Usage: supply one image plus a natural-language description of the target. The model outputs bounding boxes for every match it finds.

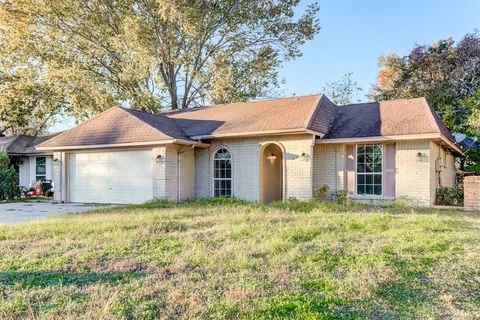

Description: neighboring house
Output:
[0,134,59,187]
[37,95,462,206]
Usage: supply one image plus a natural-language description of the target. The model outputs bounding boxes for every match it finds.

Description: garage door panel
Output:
[68,150,153,204]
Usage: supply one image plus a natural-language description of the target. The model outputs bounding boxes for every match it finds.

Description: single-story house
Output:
[37,94,462,206]
[0,133,59,187]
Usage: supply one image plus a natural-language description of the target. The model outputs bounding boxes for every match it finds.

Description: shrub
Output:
[334,190,349,205]
[0,150,19,200]
[436,186,463,206]
[313,185,329,202]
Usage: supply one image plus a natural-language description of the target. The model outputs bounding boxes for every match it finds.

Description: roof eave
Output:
[36,139,208,151]
[7,152,54,156]
[191,128,322,140]
[316,132,464,155]
[439,134,464,156]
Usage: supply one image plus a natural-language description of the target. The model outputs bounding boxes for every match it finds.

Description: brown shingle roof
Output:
[325,97,456,144]
[38,95,458,151]
[166,94,329,138]
[39,107,192,148]
[0,133,60,155]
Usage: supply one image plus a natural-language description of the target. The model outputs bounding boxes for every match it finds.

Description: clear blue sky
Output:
[51,0,480,132]
[278,0,480,101]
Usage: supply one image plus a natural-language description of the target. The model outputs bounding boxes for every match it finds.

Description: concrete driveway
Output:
[0,202,111,224]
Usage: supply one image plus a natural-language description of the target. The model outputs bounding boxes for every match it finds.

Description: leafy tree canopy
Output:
[0,0,320,134]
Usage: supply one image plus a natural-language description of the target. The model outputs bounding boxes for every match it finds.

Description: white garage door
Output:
[68,150,153,204]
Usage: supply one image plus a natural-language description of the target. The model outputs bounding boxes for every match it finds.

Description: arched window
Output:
[213,148,232,197]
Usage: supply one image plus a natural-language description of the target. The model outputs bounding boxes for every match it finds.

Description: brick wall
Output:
[195,134,315,201]
[396,140,432,206]
[154,145,196,202]
[464,176,480,211]
[312,144,345,199]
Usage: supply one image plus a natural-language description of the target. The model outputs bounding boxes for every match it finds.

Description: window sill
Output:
[352,196,395,201]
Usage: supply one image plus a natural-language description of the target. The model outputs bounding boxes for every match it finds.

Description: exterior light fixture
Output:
[53,158,59,163]
[155,155,164,163]
[301,152,310,161]
[266,153,277,160]
[416,152,423,161]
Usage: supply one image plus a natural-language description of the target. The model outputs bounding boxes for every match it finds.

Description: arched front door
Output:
[260,143,283,203]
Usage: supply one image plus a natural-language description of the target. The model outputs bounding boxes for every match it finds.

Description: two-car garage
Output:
[68,150,154,204]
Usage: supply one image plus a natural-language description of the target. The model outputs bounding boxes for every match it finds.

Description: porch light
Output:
[266,153,277,160]
[156,155,164,163]
[416,152,423,161]
[53,158,59,163]
[301,152,310,161]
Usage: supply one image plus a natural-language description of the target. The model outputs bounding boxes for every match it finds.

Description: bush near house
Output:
[436,186,464,206]
[0,150,19,200]
[0,200,479,319]
[313,185,330,202]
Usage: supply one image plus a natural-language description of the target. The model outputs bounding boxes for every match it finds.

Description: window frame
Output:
[35,156,47,182]
[212,147,233,197]
[355,144,383,197]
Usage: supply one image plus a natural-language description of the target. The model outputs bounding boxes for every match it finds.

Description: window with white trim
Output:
[213,148,232,197]
[356,144,382,196]
[35,157,47,181]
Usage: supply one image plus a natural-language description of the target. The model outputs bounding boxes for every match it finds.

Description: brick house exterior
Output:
[38,94,462,206]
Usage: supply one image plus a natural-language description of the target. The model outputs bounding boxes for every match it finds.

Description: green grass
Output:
[0,199,479,319]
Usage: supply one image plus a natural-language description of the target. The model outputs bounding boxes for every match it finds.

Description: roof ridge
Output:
[341,97,426,107]
[161,93,323,115]
[305,94,325,129]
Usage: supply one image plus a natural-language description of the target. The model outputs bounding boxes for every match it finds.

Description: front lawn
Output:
[0,200,479,319]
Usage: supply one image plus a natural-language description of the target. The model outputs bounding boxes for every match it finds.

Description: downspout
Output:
[436,145,442,187]
[176,151,180,203]
[334,146,338,194]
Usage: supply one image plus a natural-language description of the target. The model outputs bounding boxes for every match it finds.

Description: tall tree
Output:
[0,0,320,128]
[322,72,362,105]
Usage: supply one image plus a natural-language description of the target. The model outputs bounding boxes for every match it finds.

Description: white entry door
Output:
[68,150,153,204]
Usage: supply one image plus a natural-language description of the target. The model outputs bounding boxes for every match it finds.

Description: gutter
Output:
[36,139,209,151]
[190,128,324,140]
[316,132,464,155]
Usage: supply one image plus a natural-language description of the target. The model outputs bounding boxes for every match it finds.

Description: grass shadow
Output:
[0,270,142,288]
